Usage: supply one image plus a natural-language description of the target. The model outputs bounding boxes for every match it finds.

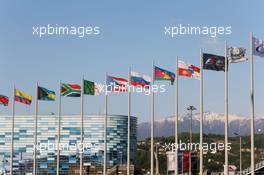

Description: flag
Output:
[178,60,200,80]
[0,95,9,106]
[38,86,56,101]
[61,83,81,97]
[154,66,175,84]
[15,89,32,105]
[107,76,128,92]
[253,36,264,57]
[83,80,103,95]
[183,151,190,173]
[130,71,151,88]
[203,53,225,71]
[178,60,191,78]
[228,47,247,63]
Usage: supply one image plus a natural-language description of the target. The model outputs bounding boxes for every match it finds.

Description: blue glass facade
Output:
[0,115,137,174]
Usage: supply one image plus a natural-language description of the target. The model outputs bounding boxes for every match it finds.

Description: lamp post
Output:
[187,106,196,175]
[234,132,242,175]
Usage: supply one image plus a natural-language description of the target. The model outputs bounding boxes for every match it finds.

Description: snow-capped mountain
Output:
[138,112,264,140]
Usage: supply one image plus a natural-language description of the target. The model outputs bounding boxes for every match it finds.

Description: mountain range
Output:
[138,112,264,140]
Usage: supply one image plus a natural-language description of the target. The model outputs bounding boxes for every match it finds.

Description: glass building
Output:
[0,114,137,174]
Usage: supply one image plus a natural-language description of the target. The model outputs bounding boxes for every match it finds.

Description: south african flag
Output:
[61,83,81,97]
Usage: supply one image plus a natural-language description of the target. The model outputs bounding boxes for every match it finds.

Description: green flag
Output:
[84,80,103,95]
[84,80,95,95]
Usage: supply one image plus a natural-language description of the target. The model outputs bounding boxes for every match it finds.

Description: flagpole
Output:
[151,61,154,175]
[127,67,131,175]
[224,40,229,175]
[199,49,204,175]
[103,72,108,175]
[175,56,179,175]
[250,32,255,175]
[80,76,84,175]
[10,86,15,175]
[56,81,61,175]
[33,82,38,175]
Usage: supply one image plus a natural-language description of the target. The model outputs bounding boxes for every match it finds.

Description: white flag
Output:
[253,36,264,57]
[94,83,104,95]
[228,47,247,63]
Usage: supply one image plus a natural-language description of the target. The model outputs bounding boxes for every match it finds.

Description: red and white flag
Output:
[107,75,128,92]
[178,60,200,80]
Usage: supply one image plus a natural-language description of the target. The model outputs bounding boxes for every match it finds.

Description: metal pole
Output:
[175,57,179,175]
[187,106,197,175]
[190,109,192,146]
[199,49,204,175]
[151,62,155,175]
[33,82,38,175]
[10,86,15,175]
[234,132,242,175]
[103,73,108,175]
[80,77,84,175]
[56,81,61,175]
[240,136,242,175]
[250,32,255,175]
[155,143,159,175]
[127,67,131,175]
[189,109,193,175]
[224,40,229,175]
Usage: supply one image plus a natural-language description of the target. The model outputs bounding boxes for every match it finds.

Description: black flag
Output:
[203,53,225,71]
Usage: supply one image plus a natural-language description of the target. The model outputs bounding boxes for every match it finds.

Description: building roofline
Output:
[0,114,137,119]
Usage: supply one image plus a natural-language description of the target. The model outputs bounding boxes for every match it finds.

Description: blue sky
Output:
[0,0,264,122]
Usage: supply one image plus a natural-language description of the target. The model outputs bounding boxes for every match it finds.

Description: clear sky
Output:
[0,0,264,122]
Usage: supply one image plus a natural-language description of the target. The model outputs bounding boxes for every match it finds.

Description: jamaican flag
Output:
[38,86,56,101]
[61,83,81,97]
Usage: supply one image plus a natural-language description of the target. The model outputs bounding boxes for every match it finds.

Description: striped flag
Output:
[61,83,81,97]
[154,66,175,85]
[130,71,151,88]
[38,86,56,101]
[15,89,32,105]
[107,76,128,92]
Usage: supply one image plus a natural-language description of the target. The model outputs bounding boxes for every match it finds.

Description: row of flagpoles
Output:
[0,32,263,175]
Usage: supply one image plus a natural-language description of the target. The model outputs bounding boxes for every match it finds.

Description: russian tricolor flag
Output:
[130,71,151,88]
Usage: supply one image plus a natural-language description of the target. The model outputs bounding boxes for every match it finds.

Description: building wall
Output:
[0,114,137,174]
